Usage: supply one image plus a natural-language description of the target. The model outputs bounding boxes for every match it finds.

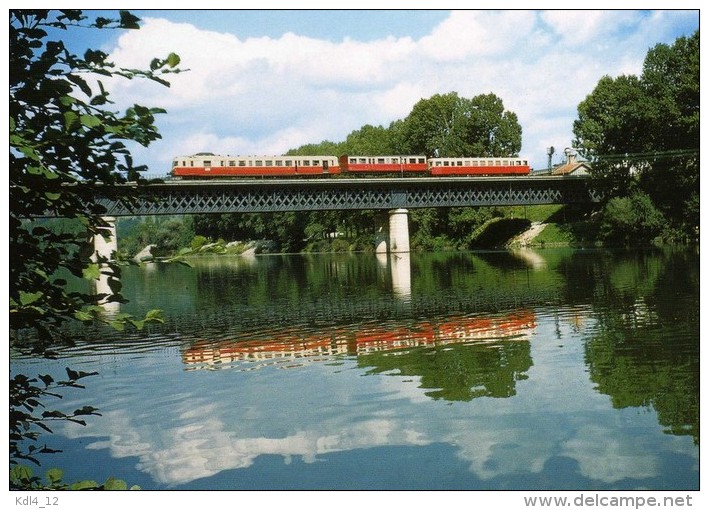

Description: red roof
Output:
[551,162,591,176]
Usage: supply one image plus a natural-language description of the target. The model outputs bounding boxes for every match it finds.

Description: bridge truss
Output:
[97,176,601,216]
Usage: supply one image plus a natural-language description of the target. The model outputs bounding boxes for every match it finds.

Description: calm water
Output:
[12,248,699,490]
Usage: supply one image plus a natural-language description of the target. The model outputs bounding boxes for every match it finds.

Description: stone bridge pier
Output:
[375,208,410,254]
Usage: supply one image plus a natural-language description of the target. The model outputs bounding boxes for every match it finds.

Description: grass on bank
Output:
[476,204,601,248]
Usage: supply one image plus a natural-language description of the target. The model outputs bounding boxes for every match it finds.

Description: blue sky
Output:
[54,8,699,173]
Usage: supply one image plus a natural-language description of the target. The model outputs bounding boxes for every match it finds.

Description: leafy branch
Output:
[9,9,182,484]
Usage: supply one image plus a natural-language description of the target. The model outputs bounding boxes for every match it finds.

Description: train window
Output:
[303,160,310,166]
[255,160,263,167]
[377,158,385,164]
[229,160,235,166]
[496,160,502,166]
[358,158,366,164]
[456,161,463,166]
[312,160,320,166]
[392,158,399,164]
[265,160,272,166]
[275,160,283,166]
[203,160,211,167]
[349,157,356,164]
[238,160,246,166]
[285,160,292,166]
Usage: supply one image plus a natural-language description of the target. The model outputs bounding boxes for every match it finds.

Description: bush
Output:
[600,192,665,245]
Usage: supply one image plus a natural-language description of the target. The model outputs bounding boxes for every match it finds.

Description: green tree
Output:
[401,91,522,157]
[573,30,699,239]
[402,92,460,156]
[573,74,653,196]
[10,9,180,481]
[451,93,522,157]
[637,31,699,234]
[342,124,397,155]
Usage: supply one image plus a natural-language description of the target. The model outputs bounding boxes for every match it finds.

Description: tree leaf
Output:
[71,480,99,490]
[19,291,43,305]
[82,263,101,280]
[80,114,102,128]
[63,111,80,132]
[119,11,141,30]
[166,52,180,68]
[67,74,92,97]
[74,310,93,322]
[103,477,128,490]
[46,467,64,485]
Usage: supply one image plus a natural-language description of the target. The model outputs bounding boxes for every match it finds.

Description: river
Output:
[11,247,699,491]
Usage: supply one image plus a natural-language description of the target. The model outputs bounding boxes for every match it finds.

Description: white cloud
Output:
[561,423,659,483]
[419,11,537,60]
[540,11,639,47]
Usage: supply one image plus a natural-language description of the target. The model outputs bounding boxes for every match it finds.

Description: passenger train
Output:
[171,153,531,179]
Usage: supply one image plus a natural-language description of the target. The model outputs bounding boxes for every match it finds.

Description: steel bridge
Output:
[96,175,600,216]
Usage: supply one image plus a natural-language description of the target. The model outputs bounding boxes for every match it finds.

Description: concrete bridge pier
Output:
[374,208,411,254]
[90,216,120,314]
[388,208,410,253]
[92,216,118,262]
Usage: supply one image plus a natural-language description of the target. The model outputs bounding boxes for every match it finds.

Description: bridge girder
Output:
[95,176,600,216]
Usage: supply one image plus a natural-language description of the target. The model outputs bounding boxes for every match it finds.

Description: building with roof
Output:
[550,148,592,176]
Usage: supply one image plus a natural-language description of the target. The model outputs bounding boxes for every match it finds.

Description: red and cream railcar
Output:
[172,153,341,179]
[428,157,530,176]
[338,154,428,175]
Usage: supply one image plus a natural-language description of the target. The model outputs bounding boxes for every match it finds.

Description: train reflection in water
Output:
[182,310,536,370]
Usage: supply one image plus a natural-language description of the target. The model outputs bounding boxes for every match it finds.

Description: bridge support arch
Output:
[374,208,410,254]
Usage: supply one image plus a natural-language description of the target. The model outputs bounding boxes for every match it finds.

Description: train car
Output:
[172,153,341,179]
[339,154,428,175]
[428,157,530,176]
